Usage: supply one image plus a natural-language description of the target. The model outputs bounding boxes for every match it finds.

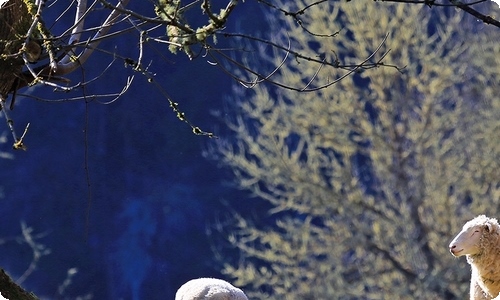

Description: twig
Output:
[449,0,500,27]
[0,96,29,150]
[54,0,132,76]
[372,0,500,28]
[15,222,50,285]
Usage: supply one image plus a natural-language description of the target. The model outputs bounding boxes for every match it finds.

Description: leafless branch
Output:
[372,0,500,27]
[0,96,29,150]
[54,0,131,76]
[15,222,51,285]
[208,32,394,92]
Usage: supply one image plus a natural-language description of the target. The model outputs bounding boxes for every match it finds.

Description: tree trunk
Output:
[0,0,32,97]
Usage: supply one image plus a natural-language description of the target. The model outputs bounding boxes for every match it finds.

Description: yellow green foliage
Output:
[213,1,500,299]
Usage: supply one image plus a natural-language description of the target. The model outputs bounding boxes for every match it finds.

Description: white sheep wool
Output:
[175,278,248,300]
[0,292,7,300]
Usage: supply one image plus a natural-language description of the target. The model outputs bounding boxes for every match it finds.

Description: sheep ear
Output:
[485,223,492,233]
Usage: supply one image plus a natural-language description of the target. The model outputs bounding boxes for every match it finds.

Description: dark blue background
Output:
[0,1,266,299]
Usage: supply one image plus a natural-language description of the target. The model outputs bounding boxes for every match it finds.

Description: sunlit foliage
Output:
[211,1,500,299]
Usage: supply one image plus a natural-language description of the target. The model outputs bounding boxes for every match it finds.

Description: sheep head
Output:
[449,215,497,257]
[175,278,248,300]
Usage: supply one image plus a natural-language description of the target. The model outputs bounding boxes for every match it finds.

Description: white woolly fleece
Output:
[450,215,500,299]
[175,278,248,300]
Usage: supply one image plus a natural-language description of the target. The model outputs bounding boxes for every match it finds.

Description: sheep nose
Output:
[449,244,460,255]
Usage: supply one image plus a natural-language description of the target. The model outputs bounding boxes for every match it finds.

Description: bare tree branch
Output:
[372,0,500,27]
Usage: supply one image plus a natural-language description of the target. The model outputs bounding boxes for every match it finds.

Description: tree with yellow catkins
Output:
[210,1,500,299]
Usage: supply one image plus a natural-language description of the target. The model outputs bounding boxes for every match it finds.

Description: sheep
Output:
[449,215,500,300]
[175,278,248,300]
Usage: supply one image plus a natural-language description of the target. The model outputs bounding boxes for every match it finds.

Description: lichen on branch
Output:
[154,0,238,59]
